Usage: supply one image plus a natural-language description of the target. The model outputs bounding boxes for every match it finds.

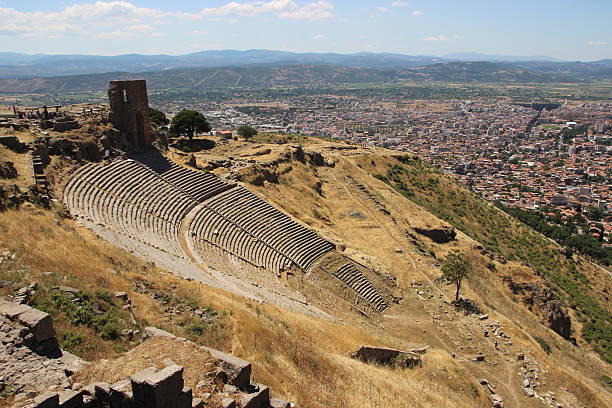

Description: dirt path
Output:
[330,161,537,407]
[329,165,447,300]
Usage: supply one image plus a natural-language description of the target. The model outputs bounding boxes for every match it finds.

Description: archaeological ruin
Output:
[108,80,152,149]
[1,300,291,408]
[60,80,393,316]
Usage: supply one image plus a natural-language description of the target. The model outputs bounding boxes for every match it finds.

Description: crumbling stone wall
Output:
[3,301,293,408]
[108,80,152,149]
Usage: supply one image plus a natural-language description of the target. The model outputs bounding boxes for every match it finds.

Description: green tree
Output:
[149,107,169,127]
[237,125,258,141]
[439,250,472,301]
[170,109,211,140]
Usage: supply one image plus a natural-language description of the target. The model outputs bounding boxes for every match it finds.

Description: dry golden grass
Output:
[1,138,611,407]
[228,150,611,407]
[75,337,221,402]
[0,206,489,408]
[0,144,33,189]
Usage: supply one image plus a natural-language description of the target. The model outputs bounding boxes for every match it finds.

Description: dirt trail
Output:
[329,161,538,407]
[329,164,444,299]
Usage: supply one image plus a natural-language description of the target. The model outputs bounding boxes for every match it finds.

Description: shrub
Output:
[534,336,552,354]
[187,322,207,337]
[60,331,83,349]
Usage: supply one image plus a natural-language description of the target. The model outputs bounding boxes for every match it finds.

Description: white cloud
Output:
[377,7,389,12]
[411,10,423,15]
[422,34,464,41]
[0,1,334,39]
[313,33,325,40]
[189,30,209,36]
[279,1,334,20]
[201,0,333,20]
[0,2,191,37]
[587,41,608,46]
[391,1,408,7]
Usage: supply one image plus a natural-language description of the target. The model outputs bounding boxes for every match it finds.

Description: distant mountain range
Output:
[0,49,610,79]
[1,60,611,94]
[443,52,566,62]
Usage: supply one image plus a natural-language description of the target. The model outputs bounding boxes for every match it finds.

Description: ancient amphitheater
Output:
[63,150,389,315]
[61,81,391,316]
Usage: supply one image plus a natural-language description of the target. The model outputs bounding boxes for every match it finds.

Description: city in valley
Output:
[1,2,611,408]
[147,91,611,249]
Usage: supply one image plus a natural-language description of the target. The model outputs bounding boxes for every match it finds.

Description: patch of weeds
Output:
[185,298,199,310]
[34,289,123,341]
[60,331,83,349]
[534,336,552,354]
[263,352,277,367]
[95,290,116,306]
[187,322,208,337]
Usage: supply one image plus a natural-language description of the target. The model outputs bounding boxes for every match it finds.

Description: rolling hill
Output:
[0,61,592,94]
[1,49,610,80]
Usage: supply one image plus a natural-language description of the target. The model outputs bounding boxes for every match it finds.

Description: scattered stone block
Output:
[93,382,111,404]
[192,398,204,408]
[59,351,88,375]
[58,390,83,408]
[223,384,238,394]
[475,354,485,362]
[57,286,79,298]
[517,353,525,361]
[109,379,132,407]
[0,299,31,319]
[203,347,251,389]
[491,393,504,408]
[31,391,59,408]
[16,308,56,342]
[523,387,535,397]
[479,314,489,320]
[240,384,270,408]
[114,292,129,302]
[221,398,236,408]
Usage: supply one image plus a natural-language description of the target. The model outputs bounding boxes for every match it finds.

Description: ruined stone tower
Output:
[108,80,151,148]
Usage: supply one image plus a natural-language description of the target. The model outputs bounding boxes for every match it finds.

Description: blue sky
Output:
[0,1,610,60]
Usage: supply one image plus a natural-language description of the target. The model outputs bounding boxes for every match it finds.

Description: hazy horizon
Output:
[0,1,610,60]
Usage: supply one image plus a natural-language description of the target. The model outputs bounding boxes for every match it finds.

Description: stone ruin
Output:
[108,80,152,149]
[1,300,292,408]
[350,345,424,368]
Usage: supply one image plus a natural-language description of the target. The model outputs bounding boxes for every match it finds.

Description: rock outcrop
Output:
[503,277,572,340]
[351,345,422,368]
[414,226,456,243]
[0,160,18,179]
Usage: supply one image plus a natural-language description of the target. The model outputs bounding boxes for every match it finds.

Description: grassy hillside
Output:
[354,153,611,363]
[2,130,611,407]
[0,206,489,408]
